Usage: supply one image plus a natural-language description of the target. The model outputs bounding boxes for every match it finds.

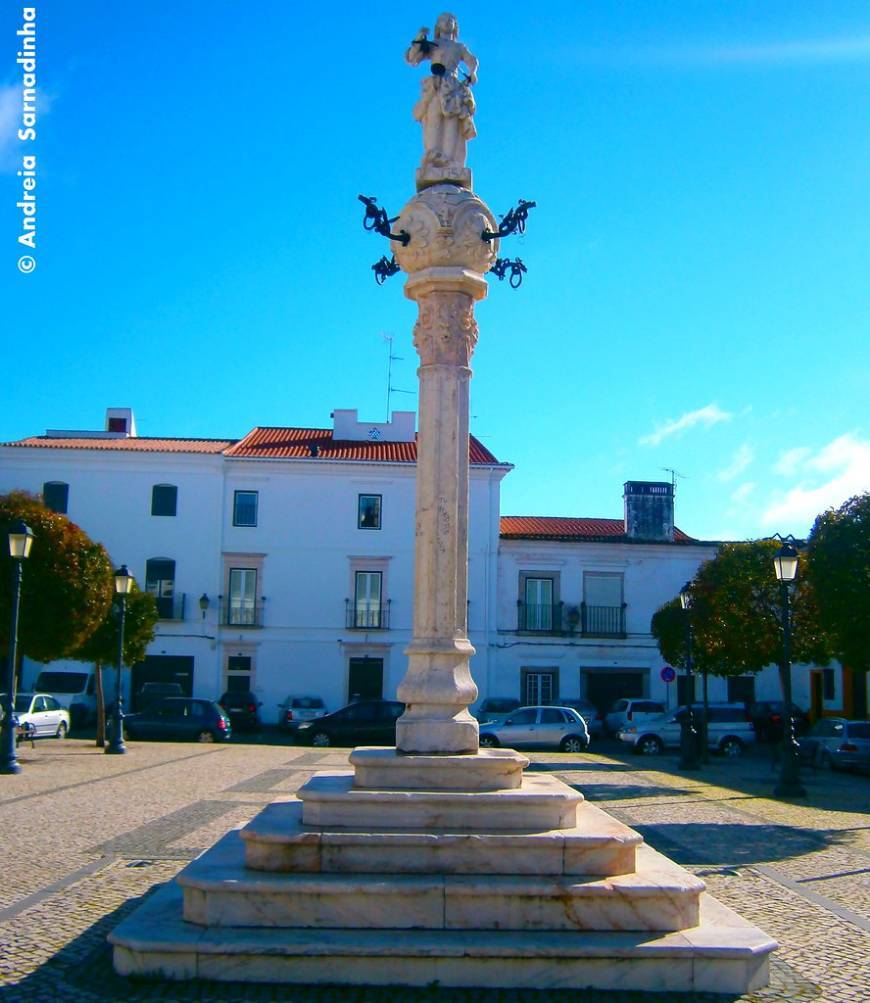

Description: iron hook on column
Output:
[358,195,411,245]
[491,257,528,289]
[481,198,536,242]
[372,254,401,285]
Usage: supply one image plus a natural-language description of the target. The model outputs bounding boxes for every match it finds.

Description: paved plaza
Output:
[0,735,867,1002]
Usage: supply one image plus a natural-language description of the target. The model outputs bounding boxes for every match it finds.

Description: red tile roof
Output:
[225,427,504,465]
[500,515,696,544]
[5,436,234,454]
[4,428,505,465]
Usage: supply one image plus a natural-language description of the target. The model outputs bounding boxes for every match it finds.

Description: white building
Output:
[1,407,846,722]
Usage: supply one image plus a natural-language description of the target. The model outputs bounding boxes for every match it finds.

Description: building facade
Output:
[1,408,848,722]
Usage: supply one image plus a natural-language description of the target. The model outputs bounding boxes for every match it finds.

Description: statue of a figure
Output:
[406,13,478,182]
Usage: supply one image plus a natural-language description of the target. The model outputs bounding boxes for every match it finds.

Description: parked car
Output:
[123,698,231,743]
[137,681,184,711]
[559,698,605,738]
[278,695,328,732]
[0,692,71,739]
[294,699,405,747]
[473,697,521,724]
[219,691,262,731]
[798,718,870,772]
[479,706,590,752]
[618,703,756,757]
[604,698,666,737]
[749,700,810,742]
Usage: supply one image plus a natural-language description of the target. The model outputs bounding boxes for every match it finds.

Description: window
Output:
[521,576,555,631]
[228,569,258,626]
[151,484,177,517]
[358,494,382,530]
[540,708,564,725]
[233,491,258,527]
[727,676,756,704]
[823,668,835,701]
[507,708,537,726]
[522,667,559,705]
[677,674,696,705]
[354,571,383,628]
[225,655,252,692]
[582,573,625,636]
[145,558,177,619]
[43,481,68,514]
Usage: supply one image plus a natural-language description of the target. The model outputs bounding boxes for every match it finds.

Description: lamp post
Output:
[1,521,34,775]
[199,593,210,619]
[106,565,134,756]
[772,538,806,798]
[678,582,700,770]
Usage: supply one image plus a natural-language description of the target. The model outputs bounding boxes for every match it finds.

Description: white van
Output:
[33,668,99,727]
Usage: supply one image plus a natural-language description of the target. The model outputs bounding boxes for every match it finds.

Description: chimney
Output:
[105,407,136,437]
[624,481,674,542]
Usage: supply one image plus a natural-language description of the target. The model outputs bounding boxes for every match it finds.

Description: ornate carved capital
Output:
[413,290,479,367]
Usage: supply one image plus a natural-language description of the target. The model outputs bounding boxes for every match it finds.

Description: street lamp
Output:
[199,593,210,619]
[772,538,806,798]
[678,582,700,770]
[106,565,134,755]
[2,520,34,775]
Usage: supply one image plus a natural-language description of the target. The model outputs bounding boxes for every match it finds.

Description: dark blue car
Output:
[123,698,232,744]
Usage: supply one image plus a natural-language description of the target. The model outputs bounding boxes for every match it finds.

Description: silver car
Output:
[799,718,870,772]
[479,705,590,752]
[278,695,328,732]
[618,703,755,757]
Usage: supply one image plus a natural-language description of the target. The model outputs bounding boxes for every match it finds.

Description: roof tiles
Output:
[500,515,695,543]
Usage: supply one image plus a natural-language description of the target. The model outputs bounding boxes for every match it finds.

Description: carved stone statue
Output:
[406,13,478,188]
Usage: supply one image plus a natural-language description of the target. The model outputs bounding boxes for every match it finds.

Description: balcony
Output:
[517,601,563,634]
[154,593,186,621]
[345,600,391,630]
[221,601,264,628]
[581,602,626,638]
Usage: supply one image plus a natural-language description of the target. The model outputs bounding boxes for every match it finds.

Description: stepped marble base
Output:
[110,881,775,993]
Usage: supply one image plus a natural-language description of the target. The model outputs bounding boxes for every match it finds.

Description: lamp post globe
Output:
[2,521,34,775]
[772,539,806,798]
[678,582,700,771]
[106,565,134,755]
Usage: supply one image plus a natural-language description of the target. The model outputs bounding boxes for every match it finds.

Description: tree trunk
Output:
[95,663,106,748]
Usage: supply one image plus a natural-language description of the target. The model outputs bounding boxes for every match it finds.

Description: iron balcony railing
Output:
[517,601,563,634]
[154,592,186,621]
[345,600,391,630]
[221,601,264,628]
[581,602,627,638]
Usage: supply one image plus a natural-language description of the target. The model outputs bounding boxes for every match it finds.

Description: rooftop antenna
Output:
[660,467,687,492]
[383,332,414,421]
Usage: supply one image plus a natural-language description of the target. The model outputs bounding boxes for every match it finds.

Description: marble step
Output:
[242,798,641,876]
[348,746,529,791]
[111,879,776,994]
[178,831,703,932]
[298,770,581,830]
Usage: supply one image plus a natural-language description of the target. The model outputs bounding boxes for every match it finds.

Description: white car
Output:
[618,703,756,757]
[479,706,590,752]
[604,698,666,736]
[3,692,71,739]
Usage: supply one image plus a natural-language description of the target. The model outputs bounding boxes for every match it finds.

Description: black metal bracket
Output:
[372,254,401,285]
[492,257,528,289]
[358,195,410,246]
[482,199,536,242]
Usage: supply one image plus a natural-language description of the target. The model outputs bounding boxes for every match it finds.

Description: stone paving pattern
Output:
[0,736,867,1002]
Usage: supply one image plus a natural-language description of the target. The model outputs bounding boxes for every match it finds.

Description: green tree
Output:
[0,492,113,673]
[807,493,870,716]
[73,584,159,746]
[651,540,831,697]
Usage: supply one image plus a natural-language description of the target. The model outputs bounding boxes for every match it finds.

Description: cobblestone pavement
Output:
[0,736,867,1002]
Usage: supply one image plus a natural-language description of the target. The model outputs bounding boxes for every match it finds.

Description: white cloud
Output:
[762,433,870,529]
[717,443,754,482]
[0,84,19,163]
[730,482,756,504]
[774,446,811,476]
[639,404,733,447]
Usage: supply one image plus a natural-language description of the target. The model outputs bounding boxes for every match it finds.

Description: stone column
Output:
[391,185,499,754]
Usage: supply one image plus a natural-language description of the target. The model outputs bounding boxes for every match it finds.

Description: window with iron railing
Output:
[580,602,626,637]
[517,601,563,633]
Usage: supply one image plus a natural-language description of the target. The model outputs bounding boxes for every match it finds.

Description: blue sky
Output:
[1,1,867,541]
